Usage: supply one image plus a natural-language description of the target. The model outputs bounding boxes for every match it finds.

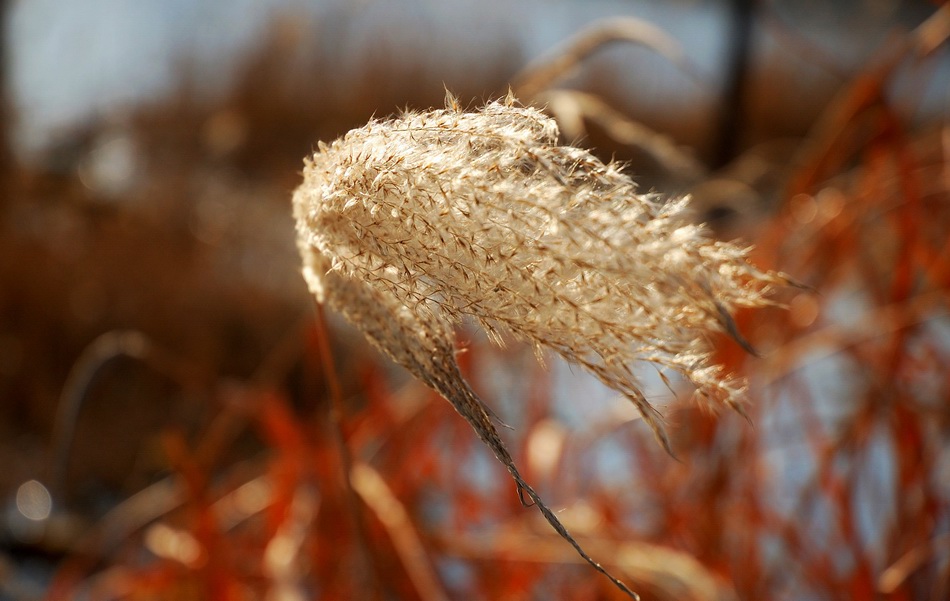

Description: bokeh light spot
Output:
[16,480,52,521]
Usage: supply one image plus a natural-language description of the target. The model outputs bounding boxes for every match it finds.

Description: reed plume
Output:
[293,93,782,598]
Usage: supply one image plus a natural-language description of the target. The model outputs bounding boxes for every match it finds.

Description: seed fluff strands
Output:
[293,93,783,599]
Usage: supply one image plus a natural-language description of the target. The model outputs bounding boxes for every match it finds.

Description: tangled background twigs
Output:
[1,2,949,599]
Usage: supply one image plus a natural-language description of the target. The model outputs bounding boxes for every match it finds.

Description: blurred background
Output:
[1,0,949,599]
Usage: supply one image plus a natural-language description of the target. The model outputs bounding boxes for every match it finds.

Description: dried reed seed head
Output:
[293,95,782,451]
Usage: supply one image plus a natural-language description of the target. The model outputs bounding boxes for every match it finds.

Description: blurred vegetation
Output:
[1,2,949,600]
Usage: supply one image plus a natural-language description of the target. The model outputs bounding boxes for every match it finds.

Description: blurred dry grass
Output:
[1,3,949,600]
